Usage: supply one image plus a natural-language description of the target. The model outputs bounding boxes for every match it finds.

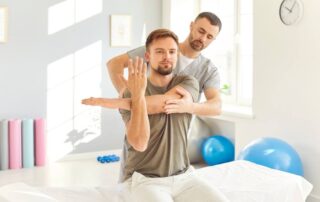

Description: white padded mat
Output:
[0,160,313,202]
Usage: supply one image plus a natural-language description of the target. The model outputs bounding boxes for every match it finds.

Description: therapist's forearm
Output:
[106,54,129,93]
[192,98,222,116]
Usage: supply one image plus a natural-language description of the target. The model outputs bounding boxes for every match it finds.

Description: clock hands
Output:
[289,1,297,12]
[286,1,297,13]
[284,0,297,13]
[284,6,291,12]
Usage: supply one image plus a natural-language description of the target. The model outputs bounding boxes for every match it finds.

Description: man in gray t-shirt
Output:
[83,29,229,201]
[119,75,199,182]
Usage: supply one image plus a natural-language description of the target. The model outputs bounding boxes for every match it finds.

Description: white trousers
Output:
[122,167,229,202]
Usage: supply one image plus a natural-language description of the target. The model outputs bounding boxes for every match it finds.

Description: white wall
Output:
[0,0,162,160]
[1,0,319,200]
[213,0,320,200]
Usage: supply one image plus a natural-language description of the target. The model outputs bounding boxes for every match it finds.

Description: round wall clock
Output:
[279,0,303,25]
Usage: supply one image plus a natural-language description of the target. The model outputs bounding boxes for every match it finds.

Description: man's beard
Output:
[155,65,173,75]
[189,35,205,51]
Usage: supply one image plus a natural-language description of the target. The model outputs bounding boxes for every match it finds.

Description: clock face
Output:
[279,0,303,25]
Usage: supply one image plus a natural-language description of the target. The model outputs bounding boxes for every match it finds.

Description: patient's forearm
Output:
[100,98,131,109]
[109,94,179,114]
[83,94,180,114]
[82,97,131,109]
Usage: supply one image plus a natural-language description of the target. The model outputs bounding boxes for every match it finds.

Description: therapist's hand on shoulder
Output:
[164,87,194,114]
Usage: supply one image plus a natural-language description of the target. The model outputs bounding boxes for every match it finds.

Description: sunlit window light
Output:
[48,0,75,35]
[48,0,102,35]
[46,41,102,162]
[75,0,102,23]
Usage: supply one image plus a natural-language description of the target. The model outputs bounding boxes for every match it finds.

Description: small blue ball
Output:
[97,154,120,163]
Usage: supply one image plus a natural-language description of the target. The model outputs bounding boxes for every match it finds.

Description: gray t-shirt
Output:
[119,75,199,182]
[128,46,220,95]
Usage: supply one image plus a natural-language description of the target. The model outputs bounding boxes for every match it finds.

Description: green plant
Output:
[220,83,231,95]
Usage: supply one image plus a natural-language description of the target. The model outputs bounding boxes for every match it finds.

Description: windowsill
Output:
[197,104,254,123]
[220,104,254,119]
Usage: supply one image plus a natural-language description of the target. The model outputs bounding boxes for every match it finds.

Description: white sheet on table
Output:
[196,160,313,202]
[0,160,313,202]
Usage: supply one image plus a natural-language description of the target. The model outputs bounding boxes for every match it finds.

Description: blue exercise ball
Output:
[238,137,304,176]
[201,135,235,166]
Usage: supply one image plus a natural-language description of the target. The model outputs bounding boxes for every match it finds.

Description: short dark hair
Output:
[145,29,179,51]
[195,12,222,32]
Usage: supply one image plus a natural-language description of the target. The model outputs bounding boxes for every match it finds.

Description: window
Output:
[164,0,253,111]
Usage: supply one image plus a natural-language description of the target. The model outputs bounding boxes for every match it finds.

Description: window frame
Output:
[163,0,253,116]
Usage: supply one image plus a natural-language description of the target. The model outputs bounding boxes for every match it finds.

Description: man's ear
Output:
[144,51,150,62]
[190,21,194,31]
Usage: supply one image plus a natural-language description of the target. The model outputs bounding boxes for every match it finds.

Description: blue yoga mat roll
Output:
[0,120,9,170]
[22,119,34,168]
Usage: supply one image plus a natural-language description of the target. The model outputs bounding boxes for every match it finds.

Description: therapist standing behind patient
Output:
[107,12,222,117]
[104,29,228,202]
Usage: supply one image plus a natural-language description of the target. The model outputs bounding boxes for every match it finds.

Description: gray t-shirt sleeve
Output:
[127,46,151,75]
[127,46,146,60]
[203,61,220,90]
[176,76,200,102]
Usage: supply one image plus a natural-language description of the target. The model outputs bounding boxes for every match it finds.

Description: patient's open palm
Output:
[127,57,147,99]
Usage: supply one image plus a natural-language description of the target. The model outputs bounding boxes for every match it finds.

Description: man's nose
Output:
[199,35,206,43]
[163,51,171,59]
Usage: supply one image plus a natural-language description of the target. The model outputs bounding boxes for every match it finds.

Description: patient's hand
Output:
[127,57,147,100]
[81,97,101,106]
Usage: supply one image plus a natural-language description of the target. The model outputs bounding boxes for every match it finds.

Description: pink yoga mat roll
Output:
[9,119,22,169]
[35,118,46,166]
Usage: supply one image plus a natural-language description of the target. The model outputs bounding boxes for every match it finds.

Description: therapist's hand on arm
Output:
[164,87,222,116]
